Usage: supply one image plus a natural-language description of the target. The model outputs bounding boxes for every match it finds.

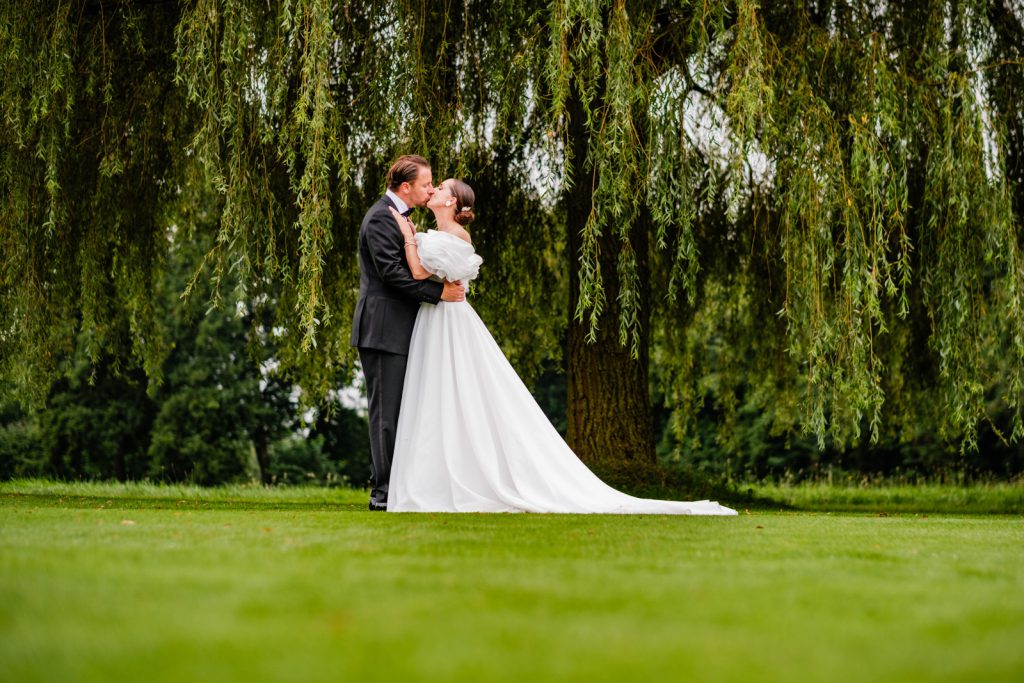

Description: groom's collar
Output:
[385,189,408,215]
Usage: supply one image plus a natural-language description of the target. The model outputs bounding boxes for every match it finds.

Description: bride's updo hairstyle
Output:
[449,179,476,226]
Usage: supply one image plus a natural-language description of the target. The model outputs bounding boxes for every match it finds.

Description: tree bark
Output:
[565,84,655,480]
[254,435,271,485]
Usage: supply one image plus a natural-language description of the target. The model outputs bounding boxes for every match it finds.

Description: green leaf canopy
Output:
[2,0,1022,457]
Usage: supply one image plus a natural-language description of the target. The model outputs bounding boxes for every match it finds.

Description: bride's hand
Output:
[388,206,416,240]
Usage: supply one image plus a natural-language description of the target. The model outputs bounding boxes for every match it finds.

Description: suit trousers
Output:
[359,347,409,507]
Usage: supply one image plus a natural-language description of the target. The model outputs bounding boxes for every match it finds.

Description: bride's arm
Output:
[388,207,432,280]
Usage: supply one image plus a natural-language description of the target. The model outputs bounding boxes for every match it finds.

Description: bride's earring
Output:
[446,200,454,206]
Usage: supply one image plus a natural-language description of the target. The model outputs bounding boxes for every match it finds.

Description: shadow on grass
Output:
[597,465,1023,515]
[590,462,793,512]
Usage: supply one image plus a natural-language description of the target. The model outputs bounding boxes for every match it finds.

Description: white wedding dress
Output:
[387,230,736,515]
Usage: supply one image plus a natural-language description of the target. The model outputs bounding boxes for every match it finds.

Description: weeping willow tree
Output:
[649,0,1024,462]
[0,0,561,397]
[2,1,1023,482]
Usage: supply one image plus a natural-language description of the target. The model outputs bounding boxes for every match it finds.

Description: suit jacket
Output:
[350,196,444,354]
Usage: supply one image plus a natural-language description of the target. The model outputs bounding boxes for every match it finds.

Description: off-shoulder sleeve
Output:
[415,231,483,283]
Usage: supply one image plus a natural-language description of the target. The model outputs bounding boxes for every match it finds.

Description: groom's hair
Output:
[387,155,430,190]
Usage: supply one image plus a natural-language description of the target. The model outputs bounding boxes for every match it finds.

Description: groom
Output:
[351,154,465,511]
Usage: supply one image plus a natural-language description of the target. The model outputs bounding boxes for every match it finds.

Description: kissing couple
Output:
[350,154,736,515]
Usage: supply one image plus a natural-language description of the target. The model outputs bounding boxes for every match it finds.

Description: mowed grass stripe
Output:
[1,482,1022,682]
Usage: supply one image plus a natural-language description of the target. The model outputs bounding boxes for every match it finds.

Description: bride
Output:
[385,178,736,515]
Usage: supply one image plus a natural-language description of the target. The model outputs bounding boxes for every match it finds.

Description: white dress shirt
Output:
[385,189,408,215]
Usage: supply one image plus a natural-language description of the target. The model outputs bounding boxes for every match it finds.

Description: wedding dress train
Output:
[387,230,736,515]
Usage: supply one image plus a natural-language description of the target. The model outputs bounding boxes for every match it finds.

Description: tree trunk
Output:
[254,436,271,485]
[565,86,655,481]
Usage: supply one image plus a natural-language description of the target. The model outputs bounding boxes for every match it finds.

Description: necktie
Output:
[401,208,413,217]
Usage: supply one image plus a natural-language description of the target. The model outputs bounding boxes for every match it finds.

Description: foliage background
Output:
[2,1,1024,486]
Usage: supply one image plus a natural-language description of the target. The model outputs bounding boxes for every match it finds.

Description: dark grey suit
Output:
[351,196,443,506]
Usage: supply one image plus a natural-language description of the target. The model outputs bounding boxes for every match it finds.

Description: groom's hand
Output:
[441,281,465,302]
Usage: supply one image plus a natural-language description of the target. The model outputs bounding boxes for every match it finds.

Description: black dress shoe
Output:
[368,501,387,512]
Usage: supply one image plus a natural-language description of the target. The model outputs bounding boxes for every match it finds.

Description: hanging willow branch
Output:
[2,0,1023,454]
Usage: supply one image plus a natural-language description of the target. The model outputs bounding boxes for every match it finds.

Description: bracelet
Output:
[404,241,416,247]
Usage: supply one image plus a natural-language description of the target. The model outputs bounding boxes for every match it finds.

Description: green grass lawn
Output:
[1,481,1022,683]
[747,479,1024,514]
